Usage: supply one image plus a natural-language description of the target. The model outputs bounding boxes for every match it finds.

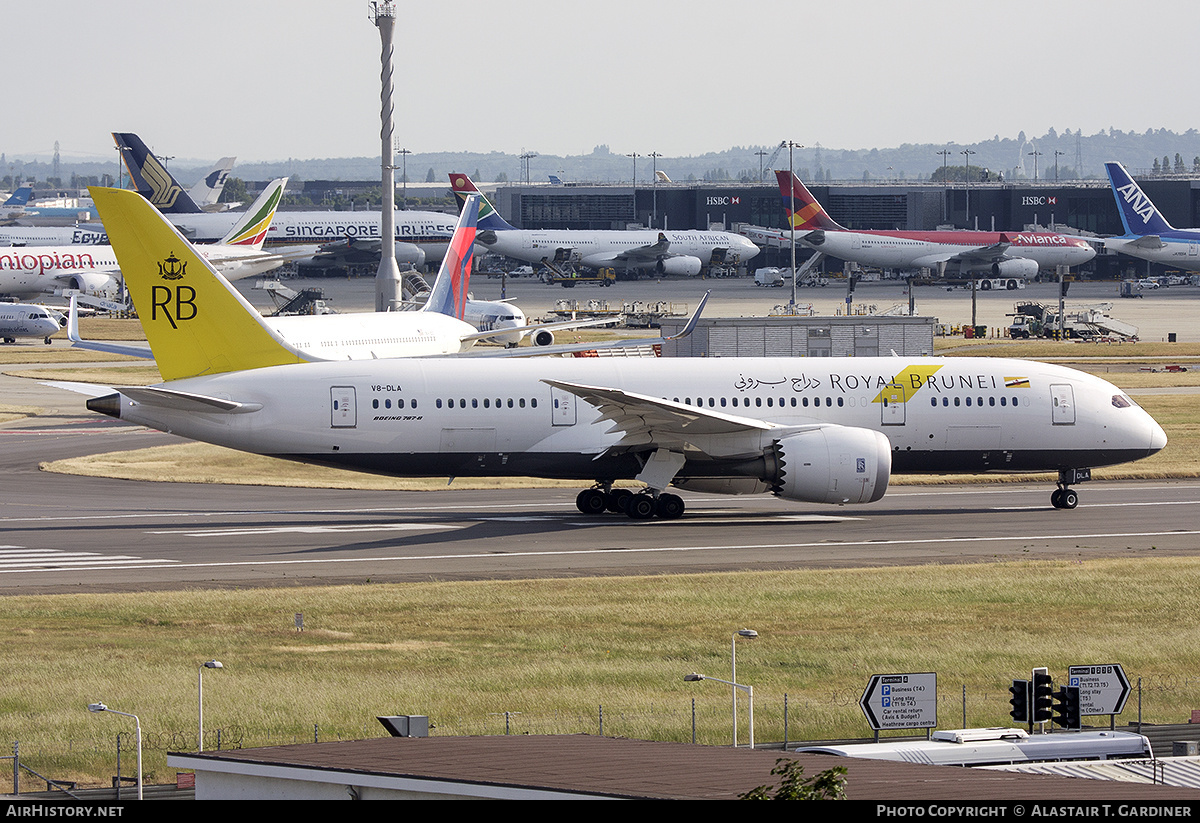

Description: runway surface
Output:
[1,406,1197,595]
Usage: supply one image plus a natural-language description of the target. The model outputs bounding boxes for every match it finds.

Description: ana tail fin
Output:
[216,178,287,249]
[112,132,203,214]
[88,186,308,381]
[774,170,844,232]
[1105,162,1175,236]
[449,173,515,231]
[422,194,479,320]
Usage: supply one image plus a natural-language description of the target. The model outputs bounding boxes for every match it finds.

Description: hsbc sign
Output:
[1022,195,1058,206]
[706,196,742,206]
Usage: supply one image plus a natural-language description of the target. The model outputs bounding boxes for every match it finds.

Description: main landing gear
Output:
[1050,468,1091,510]
[575,486,686,520]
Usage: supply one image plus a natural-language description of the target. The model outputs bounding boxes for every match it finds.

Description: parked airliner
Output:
[114,132,445,266]
[78,186,1165,518]
[449,174,760,276]
[1103,162,1200,272]
[773,171,1095,278]
[0,302,64,344]
[0,180,292,298]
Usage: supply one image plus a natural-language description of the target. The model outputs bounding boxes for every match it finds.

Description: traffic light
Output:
[1052,685,1081,730]
[1032,668,1054,724]
[1008,679,1029,724]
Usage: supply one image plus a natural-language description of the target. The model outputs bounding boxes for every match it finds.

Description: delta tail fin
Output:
[775,170,844,232]
[215,178,287,249]
[1105,161,1175,236]
[87,186,310,381]
[113,132,204,214]
[422,194,479,320]
[448,173,516,231]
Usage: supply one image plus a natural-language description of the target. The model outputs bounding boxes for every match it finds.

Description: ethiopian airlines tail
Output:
[1105,162,1175,236]
[215,178,287,249]
[112,132,204,214]
[775,170,844,232]
[448,173,516,231]
[87,186,309,381]
[422,194,479,319]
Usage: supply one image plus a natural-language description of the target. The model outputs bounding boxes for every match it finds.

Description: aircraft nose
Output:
[1149,417,1168,454]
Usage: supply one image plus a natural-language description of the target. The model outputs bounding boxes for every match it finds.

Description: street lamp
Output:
[88,703,142,800]
[198,659,223,752]
[684,673,755,749]
[731,629,757,748]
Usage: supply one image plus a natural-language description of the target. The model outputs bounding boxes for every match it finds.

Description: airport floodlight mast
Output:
[937,148,951,222]
[520,151,537,187]
[1054,149,1065,183]
[1029,149,1042,182]
[371,1,402,312]
[756,149,768,182]
[397,144,411,209]
[627,152,640,222]
[787,141,803,311]
[961,148,976,226]
[650,152,662,227]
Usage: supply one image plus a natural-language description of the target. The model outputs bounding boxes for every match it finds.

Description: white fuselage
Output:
[483,229,760,272]
[807,231,1095,273]
[0,226,109,246]
[266,311,478,359]
[163,209,459,263]
[0,303,62,341]
[1104,235,1200,272]
[104,356,1164,494]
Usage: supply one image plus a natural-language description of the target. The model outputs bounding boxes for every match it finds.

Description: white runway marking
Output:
[0,547,177,572]
[147,523,461,537]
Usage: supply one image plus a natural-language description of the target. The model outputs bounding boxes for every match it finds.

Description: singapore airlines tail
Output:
[448,173,517,232]
[775,170,845,232]
[113,132,205,214]
[422,194,479,320]
[215,178,287,249]
[87,186,308,381]
[1105,162,1176,237]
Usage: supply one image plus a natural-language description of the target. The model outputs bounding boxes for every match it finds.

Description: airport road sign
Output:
[1068,664,1131,716]
[860,672,937,731]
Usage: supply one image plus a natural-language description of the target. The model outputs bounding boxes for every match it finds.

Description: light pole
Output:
[1028,149,1042,182]
[198,659,223,752]
[626,152,640,223]
[961,149,976,227]
[684,673,755,749]
[755,149,768,182]
[649,151,662,228]
[397,147,411,210]
[1054,149,1065,183]
[786,140,804,310]
[731,629,758,748]
[88,703,142,800]
[937,148,951,223]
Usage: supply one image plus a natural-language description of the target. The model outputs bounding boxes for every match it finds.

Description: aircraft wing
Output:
[1126,235,1166,250]
[457,315,618,346]
[589,232,672,266]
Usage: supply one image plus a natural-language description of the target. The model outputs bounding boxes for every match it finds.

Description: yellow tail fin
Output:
[89,186,308,381]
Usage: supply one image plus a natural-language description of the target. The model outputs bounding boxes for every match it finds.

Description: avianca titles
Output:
[78,185,1165,520]
[774,171,1095,277]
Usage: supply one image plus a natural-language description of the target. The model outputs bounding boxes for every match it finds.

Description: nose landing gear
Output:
[1050,468,1091,509]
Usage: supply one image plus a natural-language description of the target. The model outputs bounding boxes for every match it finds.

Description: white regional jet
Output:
[76,186,1166,518]
[449,174,760,276]
[0,179,293,299]
[0,302,64,344]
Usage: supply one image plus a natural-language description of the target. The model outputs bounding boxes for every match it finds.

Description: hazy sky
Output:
[4,0,1195,164]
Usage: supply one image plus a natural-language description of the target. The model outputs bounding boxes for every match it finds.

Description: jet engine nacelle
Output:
[655,256,702,277]
[531,328,555,347]
[991,258,1039,279]
[63,271,120,297]
[772,426,891,505]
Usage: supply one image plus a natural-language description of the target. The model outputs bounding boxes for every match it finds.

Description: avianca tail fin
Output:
[87,186,309,382]
[190,157,236,207]
[774,170,844,232]
[3,186,32,207]
[448,173,515,231]
[112,132,204,214]
[1105,162,1175,236]
[422,194,479,320]
[216,178,287,249]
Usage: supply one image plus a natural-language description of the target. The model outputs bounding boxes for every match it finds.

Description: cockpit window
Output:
[1112,394,1133,409]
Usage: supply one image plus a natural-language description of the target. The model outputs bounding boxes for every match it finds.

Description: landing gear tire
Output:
[576,488,608,515]
[655,493,685,520]
[1051,487,1079,509]
[606,488,633,514]
[627,494,657,520]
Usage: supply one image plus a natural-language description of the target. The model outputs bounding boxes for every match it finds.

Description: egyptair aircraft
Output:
[773,171,1095,279]
[1103,161,1200,272]
[114,132,444,266]
[0,179,293,298]
[77,185,1166,518]
[449,173,760,276]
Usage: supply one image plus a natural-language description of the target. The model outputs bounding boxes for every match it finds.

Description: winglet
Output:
[216,178,287,249]
[113,132,204,214]
[775,170,844,232]
[422,194,479,319]
[665,290,709,341]
[448,173,516,231]
[1105,161,1175,236]
[88,186,309,381]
